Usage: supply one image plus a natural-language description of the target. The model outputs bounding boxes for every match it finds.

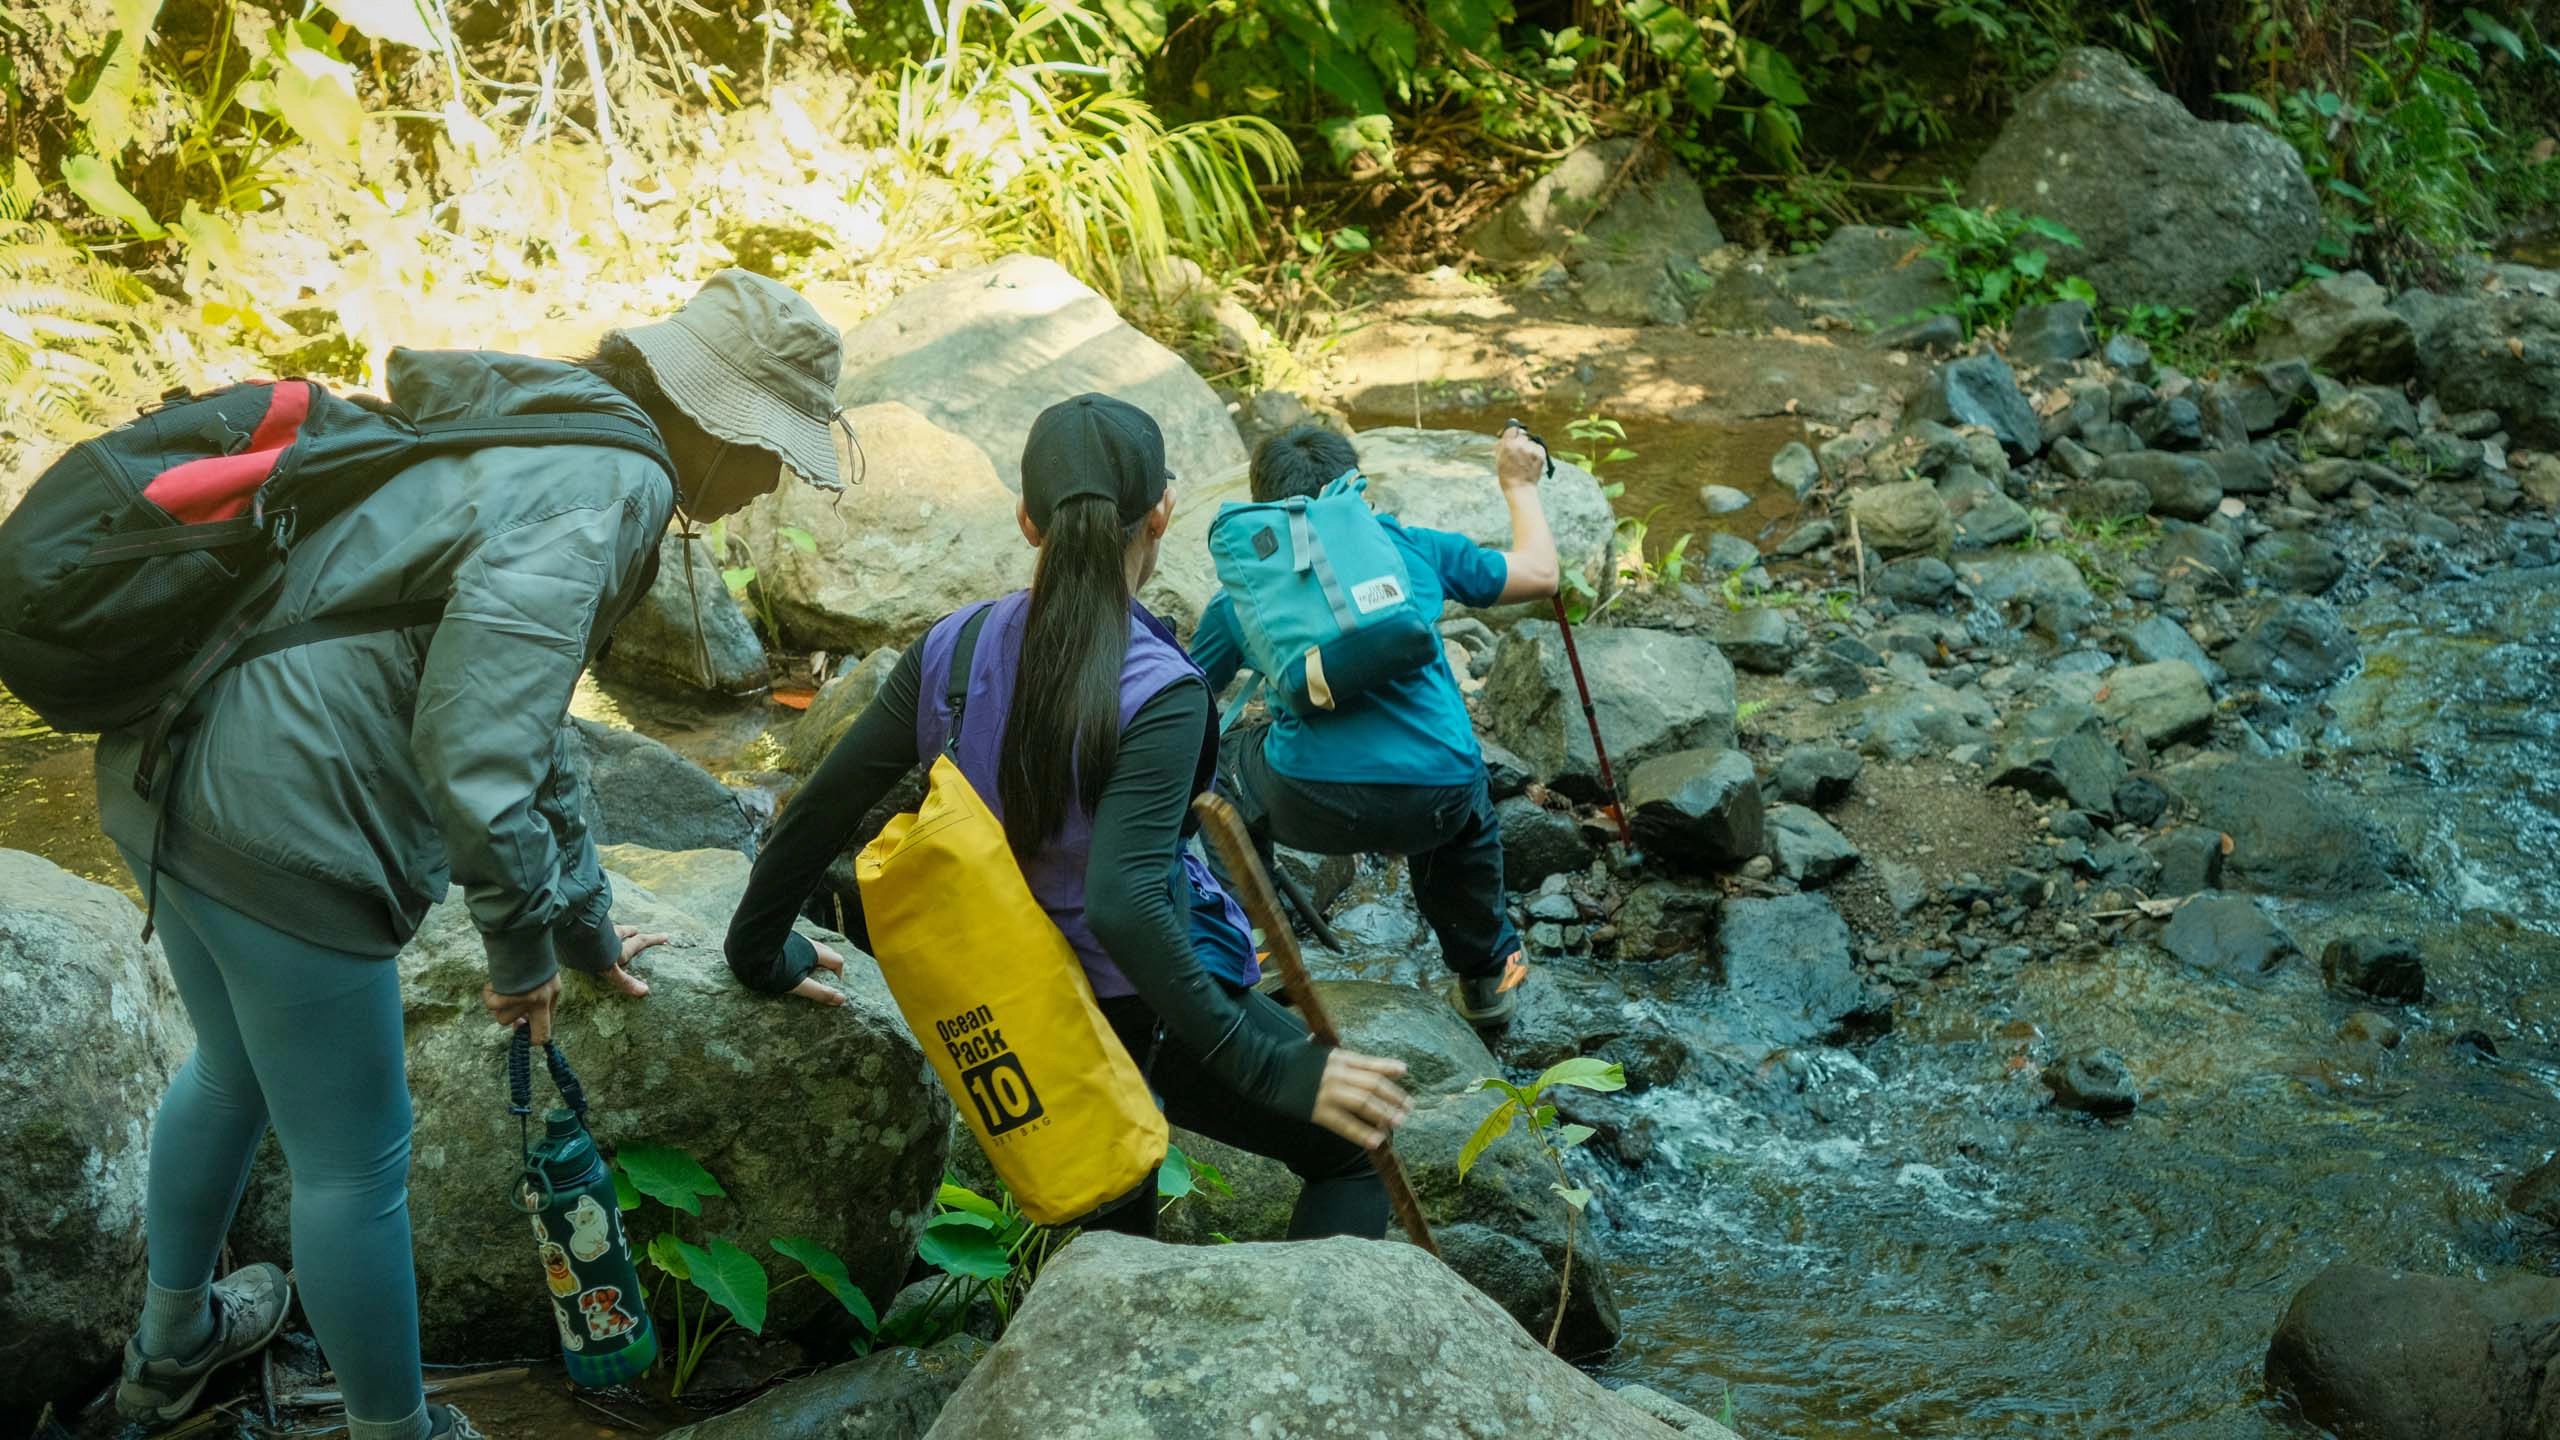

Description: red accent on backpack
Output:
[142,381,314,523]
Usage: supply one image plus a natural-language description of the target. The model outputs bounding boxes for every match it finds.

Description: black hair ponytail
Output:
[998,495,1135,853]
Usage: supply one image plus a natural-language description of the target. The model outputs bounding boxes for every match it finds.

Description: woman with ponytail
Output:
[724,394,1411,1238]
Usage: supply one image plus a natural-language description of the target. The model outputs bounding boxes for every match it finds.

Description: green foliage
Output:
[615,1142,877,1396]
[1459,1058,1625,1351]
[0,156,161,445]
[1912,184,2089,337]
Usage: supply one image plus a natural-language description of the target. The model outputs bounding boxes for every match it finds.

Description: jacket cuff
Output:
[1276,1039,1332,1125]
[552,885,622,977]
[483,928,559,996]
[729,930,820,996]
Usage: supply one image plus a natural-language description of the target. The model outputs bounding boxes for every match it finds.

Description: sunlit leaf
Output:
[676,1237,770,1334]
[61,155,161,238]
[1159,1143,1196,1200]
[779,524,819,554]
[1456,1096,1520,1182]
[1553,1181,1594,1211]
[773,1236,878,1331]
[1555,1123,1599,1151]
[612,1166,640,1212]
[919,1223,1013,1280]
[937,1180,1007,1222]
[328,0,449,51]
[1534,1057,1627,1095]
[271,27,366,160]
[646,1231,690,1279]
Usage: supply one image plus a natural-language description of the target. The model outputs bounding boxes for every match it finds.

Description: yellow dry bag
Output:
[853,610,1165,1226]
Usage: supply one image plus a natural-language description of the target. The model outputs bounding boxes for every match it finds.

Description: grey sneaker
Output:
[114,1262,292,1425]
[429,1405,486,1439]
[1452,952,1529,1029]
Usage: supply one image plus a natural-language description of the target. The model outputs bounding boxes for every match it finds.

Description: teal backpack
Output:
[1205,470,1442,722]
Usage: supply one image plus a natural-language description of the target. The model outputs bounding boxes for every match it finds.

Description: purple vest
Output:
[916,590,1258,999]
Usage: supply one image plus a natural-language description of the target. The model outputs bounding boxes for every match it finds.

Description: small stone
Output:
[2100,452,2224,522]
[1769,441,1822,499]
[1766,804,1861,885]
[1702,531,1762,574]
[1876,556,1958,606]
[2320,935,2425,1004]
[1527,891,1581,922]
[2010,300,2098,368]
[1847,480,1955,558]
[2160,893,2300,983]
[2246,531,2349,595]
[2112,775,2171,828]
[2102,333,2155,380]
[1773,746,1863,807]
[1775,519,1838,557]
[2144,827,2226,896]
[2338,1010,2403,1050]
[1708,606,1795,675]
[1700,484,1754,515]
[2043,1049,2138,1116]
[2096,659,2216,750]
[1739,855,1776,881]
[2050,436,2105,482]
[2222,597,2361,690]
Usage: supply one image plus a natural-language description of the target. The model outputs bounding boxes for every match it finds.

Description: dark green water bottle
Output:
[509,1030,658,1387]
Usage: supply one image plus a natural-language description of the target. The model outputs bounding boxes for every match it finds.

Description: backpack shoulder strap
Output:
[942,605,994,759]
[1318,467,1367,499]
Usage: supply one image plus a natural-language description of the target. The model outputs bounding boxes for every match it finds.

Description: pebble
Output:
[1700,484,1755,515]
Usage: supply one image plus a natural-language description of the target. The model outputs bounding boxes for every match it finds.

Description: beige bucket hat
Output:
[619,269,846,490]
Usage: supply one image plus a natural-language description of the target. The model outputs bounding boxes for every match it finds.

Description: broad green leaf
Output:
[1555,1123,1599,1151]
[773,1236,878,1331]
[2014,248,2050,280]
[1553,1182,1593,1211]
[646,1231,690,1279]
[928,1208,999,1232]
[328,0,449,51]
[937,1181,1007,1222]
[676,1237,770,1334]
[2023,215,2083,247]
[919,1223,1013,1280]
[271,27,366,160]
[721,565,758,594]
[61,155,162,238]
[1534,1057,1628,1095]
[613,1143,726,1216]
[1159,1143,1196,1200]
[1622,0,1706,66]
[612,1166,641,1212]
[779,525,819,554]
[1738,39,1810,106]
[1531,1103,1558,1128]
[1190,1154,1233,1197]
[2463,8,2526,59]
[1456,1096,1520,1182]
[1333,226,1372,253]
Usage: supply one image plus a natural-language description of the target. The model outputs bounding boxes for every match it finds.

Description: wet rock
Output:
[1843,679,1998,760]
[2250,270,2418,381]
[1499,795,1595,886]
[2510,1155,2560,1228]
[2221,597,2361,689]
[1766,804,1860,884]
[1770,440,1822,499]
[1628,748,1765,871]
[2160,893,2299,983]
[656,1336,987,1439]
[1611,1383,1745,1437]
[1699,483,1753,515]
[1992,707,2127,813]
[785,646,902,774]
[1848,479,1956,557]
[1773,746,1863,807]
[1967,48,2315,310]
[928,1235,1677,1437]
[1717,894,1886,1047]
[2101,452,2224,522]
[0,853,193,1408]
[569,718,762,855]
[2202,447,2277,497]
[2144,827,2226,896]
[1904,349,2043,459]
[2154,521,2245,596]
[2097,659,2215,750]
[1481,740,1537,800]
[1484,623,1737,802]
[2010,300,2098,368]
[2395,262,2560,447]
[599,532,772,695]
[1877,556,1958,606]
[2130,392,2205,450]
[1615,882,1720,960]
[2267,1263,2560,1440]
[2321,935,2426,1005]
[836,254,1246,497]
[234,861,949,1360]
[2042,1049,2137,1116]
[1958,551,2097,638]
[2246,531,2348,596]
[1704,605,1794,674]
[2165,754,2391,899]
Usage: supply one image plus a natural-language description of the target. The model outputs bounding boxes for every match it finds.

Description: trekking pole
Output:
[1193,793,1439,1258]
[1508,418,1636,855]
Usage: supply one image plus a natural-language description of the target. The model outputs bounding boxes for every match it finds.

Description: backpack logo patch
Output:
[1251,526,1279,560]
[1350,575,1407,613]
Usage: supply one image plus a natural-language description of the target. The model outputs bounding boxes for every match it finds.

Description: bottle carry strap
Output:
[508,1025,592,1213]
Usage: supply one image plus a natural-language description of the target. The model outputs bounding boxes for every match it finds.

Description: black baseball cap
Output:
[1021,393,1172,531]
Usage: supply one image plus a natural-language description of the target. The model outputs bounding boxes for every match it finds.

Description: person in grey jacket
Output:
[92,270,848,1440]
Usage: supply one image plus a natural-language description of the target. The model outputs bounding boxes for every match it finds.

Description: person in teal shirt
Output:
[1191,423,1560,1026]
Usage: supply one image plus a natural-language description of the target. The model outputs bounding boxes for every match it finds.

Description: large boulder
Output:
[925,1234,1696,1439]
[569,718,762,855]
[2159,893,2299,984]
[1627,748,1765,871]
[2164,754,2391,898]
[786,647,905,775]
[1469,138,1724,325]
[1715,893,1885,1050]
[1483,622,1737,802]
[2249,270,2417,381]
[2394,264,2560,446]
[2267,1263,2560,1440]
[0,853,193,1408]
[1697,224,1955,333]
[740,402,1034,656]
[231,863,950,1360]
[598,532,772,696]
[833,254,1249,493]
[2096,659,2215,750]
[1967,48,2318,312]
[660,1336,987,1440]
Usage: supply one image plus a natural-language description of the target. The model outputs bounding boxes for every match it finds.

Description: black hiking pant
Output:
[1217,722,1520,980]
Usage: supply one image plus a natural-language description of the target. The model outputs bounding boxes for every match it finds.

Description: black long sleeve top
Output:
[723,636,1328,1121]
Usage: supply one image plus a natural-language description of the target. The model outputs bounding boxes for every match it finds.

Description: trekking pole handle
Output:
[1504,418,1555,481]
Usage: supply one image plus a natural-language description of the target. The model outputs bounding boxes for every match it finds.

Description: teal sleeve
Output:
[1395,521,1510,609]
[1189,594,1246,692]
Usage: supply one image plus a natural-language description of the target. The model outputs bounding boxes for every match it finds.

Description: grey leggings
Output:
[127,853,425,1426]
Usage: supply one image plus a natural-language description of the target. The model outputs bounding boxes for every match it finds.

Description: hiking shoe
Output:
[114,1262,292,1425]
[430,1404,487,1439]
[1452,952,1530,1029]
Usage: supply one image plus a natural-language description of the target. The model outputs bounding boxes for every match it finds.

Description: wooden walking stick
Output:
[1193,793,1440,1258]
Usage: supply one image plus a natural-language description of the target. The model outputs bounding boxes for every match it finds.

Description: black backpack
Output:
[0,378,674,797]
